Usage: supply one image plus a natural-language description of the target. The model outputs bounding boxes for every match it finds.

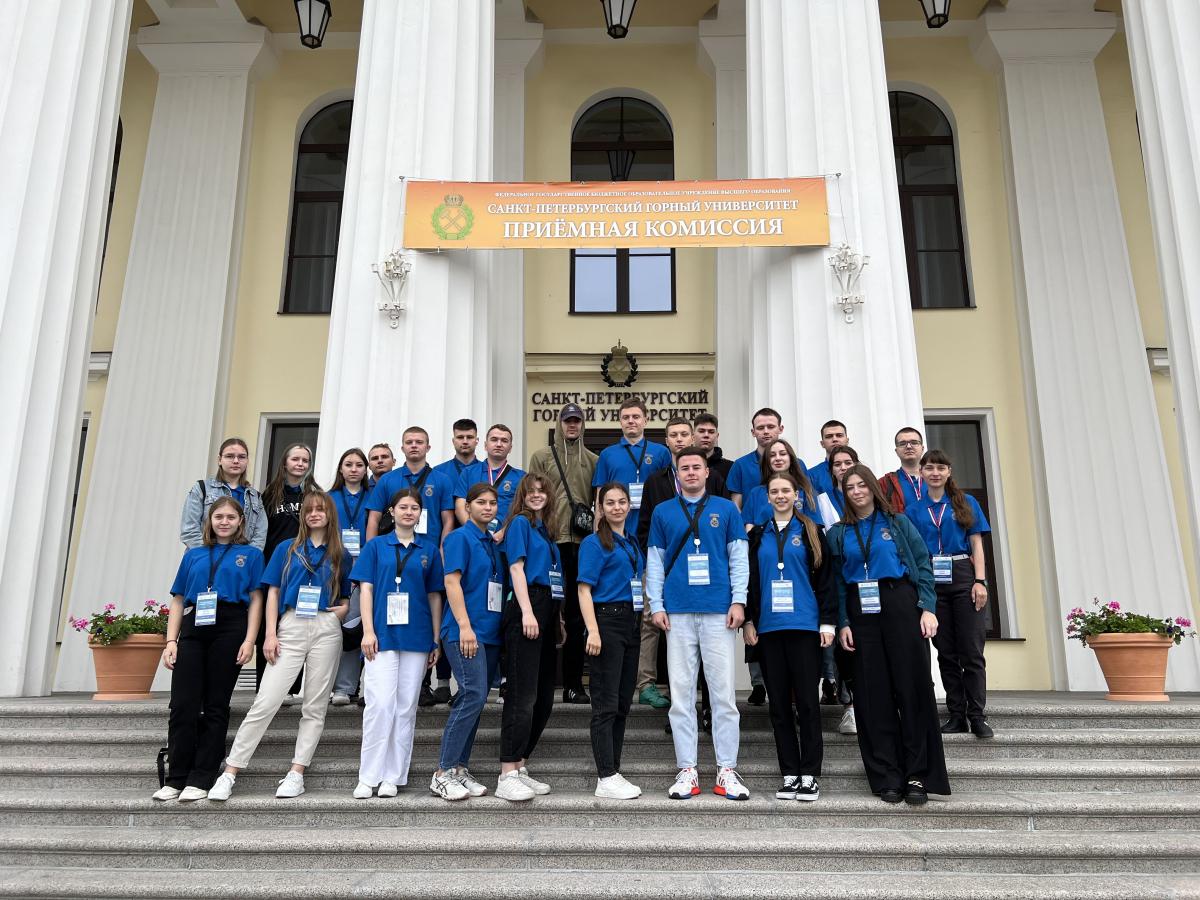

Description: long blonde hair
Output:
[282,491,345,598]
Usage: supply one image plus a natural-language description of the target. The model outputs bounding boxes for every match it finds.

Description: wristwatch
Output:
[973,579,988,588]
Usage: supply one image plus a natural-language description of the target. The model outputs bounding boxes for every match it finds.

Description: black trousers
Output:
[167,602,247,790]
[757,629,824,777]
[932,559,988,720]
[558,542,587,691]
[588,603,640,778]
[499,584,558,762]
[848,579,950,796]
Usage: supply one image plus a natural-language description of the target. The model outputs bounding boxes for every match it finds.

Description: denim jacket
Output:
[180,477,267,550]
[826,511,935,629]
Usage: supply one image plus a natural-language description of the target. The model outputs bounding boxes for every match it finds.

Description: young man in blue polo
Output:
[592,398,672,539]
[646,447,750,800]
[727,407,808,510]
[454,424,525,537]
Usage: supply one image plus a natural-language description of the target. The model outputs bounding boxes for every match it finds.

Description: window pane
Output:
[912,194,961,250]
[292,201,341,255]
[295,151,347,192]
[286,257,337,313]
[628,149,674,181]
[571,151,613,182]
[300,102,352,145]
[917,251,967,308]
[894,91,951,138]
[573,252,618,312]
[900,144,956,186]
[629,251,673,312]
[268,423,320,473]
[925,422,984,487]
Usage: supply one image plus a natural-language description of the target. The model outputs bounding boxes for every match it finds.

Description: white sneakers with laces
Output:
[353,782,374,799]
[839,706,858,735]
[151,785,180,802]
[714,767,750,800]
[595,773,642,800]
[517,766,551,795]
[207,772,236,802]
[275,771,305,798]
[668,767,701,799]
[177,786,208,802]
[455,767,488,797]
[495,770,536,802]
[429,770,470,801]
[378,782,399,798]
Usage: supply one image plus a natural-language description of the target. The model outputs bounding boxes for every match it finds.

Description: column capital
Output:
[698,34,746,74]
[972,1,1116,69]
[137,21,276,79]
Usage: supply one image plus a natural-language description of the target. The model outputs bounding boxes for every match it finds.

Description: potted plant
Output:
[69,600,170,701]
[1066,599,1196,702]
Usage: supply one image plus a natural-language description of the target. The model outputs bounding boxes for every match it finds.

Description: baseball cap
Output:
[560,403,585,421]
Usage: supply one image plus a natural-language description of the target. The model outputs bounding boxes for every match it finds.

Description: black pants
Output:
[757,629,824,777]
[848,579,950,796]
[558,542,587,691]
[932,559,988,720]
[167,602,247,790]
[499,584,558,762]
[588,603,640,778]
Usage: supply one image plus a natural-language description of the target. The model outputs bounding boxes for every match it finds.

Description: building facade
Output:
[2,0,1199,697]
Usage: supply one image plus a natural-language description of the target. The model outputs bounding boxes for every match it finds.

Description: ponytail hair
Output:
[920,449,975,529]
[765,472,822,569]
[595,481,630,552]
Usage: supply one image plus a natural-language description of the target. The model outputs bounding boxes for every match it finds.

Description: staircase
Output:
[0,691,1197,898]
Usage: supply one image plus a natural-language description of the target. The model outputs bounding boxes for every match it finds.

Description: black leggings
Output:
[499,584,558,762]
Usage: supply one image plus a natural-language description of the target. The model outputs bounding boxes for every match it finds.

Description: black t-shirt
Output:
[264,484,304,558]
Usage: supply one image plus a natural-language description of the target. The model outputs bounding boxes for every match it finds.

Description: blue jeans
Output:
[666,612,740,769]
[438,640,500,771]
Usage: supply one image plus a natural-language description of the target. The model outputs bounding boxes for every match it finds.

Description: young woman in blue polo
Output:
[431,482,503,801]
[816,446,859,532]
[328,447,372,706]
[158,497,264,801]
[743,472,836,803]
[349,487,444,798]
[739,438,819,530]
[907,449,993,739]
[829,464,949,807]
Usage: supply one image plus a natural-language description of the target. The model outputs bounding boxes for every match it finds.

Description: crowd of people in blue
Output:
[159,402,992,807]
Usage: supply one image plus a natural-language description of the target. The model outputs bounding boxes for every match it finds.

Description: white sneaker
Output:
[353,782,374,799]
[378,782,399,798]
[668,767,700,799]
[596,773,641,800]
[517,766,551,796]
[715,767,750,800]
[455,767,488,797]
[207,772,236,802]
[275,771,305,798]
[430,770,470,801]
[151,785,180,802]
[495,770,536,802]
[282,693,299,706]
[177,786,208,802]
[331,692,351,706]
[839,706,858,735]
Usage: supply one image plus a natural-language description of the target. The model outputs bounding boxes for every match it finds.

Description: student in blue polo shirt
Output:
[743,473,836,802]
[157,498,264,801]
[727,408,810,509]
[349,488,445,798]
[591,398,672,537]
[879,426,926,513]
[434,418,481,483]
[829,464,948,807]
[646,447,750,802]
[432,483,504,801]
[329,447,371,706]
[907,449,993,740]
[208,491,351,802]
[454,424,525,536]
[366,427,455,549]
[806,420,849,498]
[739,438,819,530]
[816,446,859,532]
[366,443,396,491]
[577,481,645,801]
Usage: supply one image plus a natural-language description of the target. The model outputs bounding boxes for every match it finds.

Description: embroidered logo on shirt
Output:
[235,555,246,567]
[420,555,429,569]
[791,535,802,546]
[502,481,512,492]
[881,529,893,541]
[425,486,434,497]
[709,514,720,528]
[644,455,654,465]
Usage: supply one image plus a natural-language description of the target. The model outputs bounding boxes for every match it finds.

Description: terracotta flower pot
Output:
[1085,632,1173,702]
[89,634,166,701]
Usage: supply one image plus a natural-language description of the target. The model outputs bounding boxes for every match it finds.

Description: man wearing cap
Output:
[528,404,599,703]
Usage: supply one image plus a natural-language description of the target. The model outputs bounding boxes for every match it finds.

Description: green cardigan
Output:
[826,511,936,629]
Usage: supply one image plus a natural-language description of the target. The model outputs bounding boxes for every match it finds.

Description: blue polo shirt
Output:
[647,493,746,615]
[440,520,503,646]
[807,461,833,497]
[727,450,811,497]
[262,539,352,612]
[503,515,560,589]
[895,468,925,507]
[454,460,525,527]
[170,543,265,605]
[592,436,672,535]
[350,533,444,653]
[434,456,477,482]
[755,517,820,634]
[839,511,907,584]
[740,484,819,529]
[577,532,643,605]
[331,486,370,537]
[906,494,990,556]
[368,465,454,545]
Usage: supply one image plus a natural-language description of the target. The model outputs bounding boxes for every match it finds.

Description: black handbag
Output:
[551,444,594,538]
[156,747,169,788]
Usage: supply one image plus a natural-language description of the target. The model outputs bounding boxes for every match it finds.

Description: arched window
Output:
[890,91,970,309]
[282,100,352,314]
[570,97,675,314]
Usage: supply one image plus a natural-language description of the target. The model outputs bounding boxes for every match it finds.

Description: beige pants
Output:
[636,610,662,692]
[226,609,342,769]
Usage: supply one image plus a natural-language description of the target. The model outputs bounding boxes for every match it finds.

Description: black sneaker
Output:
[748,684,766,706]
[940,716,969,734]
[796,775,820,802]
[880,788,903,804]
[700,707,712,734]
[820,679,839,706]
[776,775,799,800]
[447,692,459,708]
[562,688,591,704]
[418,684,436,707]
[969,718,994,739]
[432,685,451,705]
[904,779,928,806]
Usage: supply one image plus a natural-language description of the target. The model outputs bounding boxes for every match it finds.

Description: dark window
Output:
[267,421,320,476]
[548,427,666,456]
[282,101,352,314]
[570,97,675,314]
[890,91,971,309]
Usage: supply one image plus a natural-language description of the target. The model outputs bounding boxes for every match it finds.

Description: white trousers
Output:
[358,649,428,787]
[226,610,342,768]
[665,612,740,770]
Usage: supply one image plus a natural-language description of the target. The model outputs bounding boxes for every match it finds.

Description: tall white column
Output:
[316,1,495,473]
[744,0,924,470]
[974,0,1200,690]
[1124,2,1200,597]
[0,2,132,697]
[55,19,276,692]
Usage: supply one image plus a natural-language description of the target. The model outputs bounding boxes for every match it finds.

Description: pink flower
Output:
[144,599,157,609]
[104,615,114,624]
[1107,601,1120,611]
[104,603,116,612]
[1177,618,1193,628]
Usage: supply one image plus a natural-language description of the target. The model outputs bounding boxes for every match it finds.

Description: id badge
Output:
[549,566,565,600]
[416,508,429,535]
[487,580,503,613]
[771,580,794,614]
[387,591,409,626]
[859,580,881,614]
[630,578,644,611]
[196,591,217,626]
[296,585,321,618]
[687,553,710,586]
[932,555,953,584]
[488,517,500,533]
[341,528,361,557]
[628,481,644,509]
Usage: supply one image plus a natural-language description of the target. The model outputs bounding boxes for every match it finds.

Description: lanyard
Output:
[771,517,794,580]
[676,493,709,549]
[479,530,500,580]
[298,544,328,586]
[403,465,432,490]
[905,471,923,501]
[207,544,234,590]
[534,520,561,569]
[614,534,642,579]
[341,487,366,529]
[392,541,421,588]
[486,462,510,487]
[622,439,648,481]
[927,502,949,554]
[851,511,879,580]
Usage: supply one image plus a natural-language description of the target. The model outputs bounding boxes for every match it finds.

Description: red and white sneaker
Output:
[714,767,750,800]
[667,767,701,799]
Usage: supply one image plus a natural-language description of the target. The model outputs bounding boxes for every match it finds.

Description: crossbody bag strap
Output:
[549,444,577,507]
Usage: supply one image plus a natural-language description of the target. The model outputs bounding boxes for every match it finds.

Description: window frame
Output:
[255,414,321,487]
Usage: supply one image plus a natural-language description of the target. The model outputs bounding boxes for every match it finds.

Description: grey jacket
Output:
[180,477,268,550]
[527,423,598,544]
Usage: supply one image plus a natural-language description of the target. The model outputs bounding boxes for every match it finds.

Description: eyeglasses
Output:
[221,453,248,461]
[896,440,923,449]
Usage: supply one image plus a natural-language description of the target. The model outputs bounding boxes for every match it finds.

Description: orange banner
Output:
[402,178,829,250]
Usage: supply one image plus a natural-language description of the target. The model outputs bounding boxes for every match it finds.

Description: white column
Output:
[55,20,276,692]
[316,1,495,473]
[1124,2,1200,596]
[974,0,1200,690]
[0,2,132,697]
[744,0,925,470]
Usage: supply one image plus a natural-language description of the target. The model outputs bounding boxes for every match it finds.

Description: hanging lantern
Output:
[606,148,636,181]
[295,0,332,49]
[918,0,951,29]
[600,0,638,40]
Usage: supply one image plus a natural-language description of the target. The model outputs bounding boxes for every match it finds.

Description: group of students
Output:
[157,404,992,808]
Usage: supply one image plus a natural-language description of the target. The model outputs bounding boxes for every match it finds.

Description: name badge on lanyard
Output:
[387,591,409,626]
[296,585,321,618]
[628,481,644,509]
[859,580,881,614]
[630,578,644,611]
[549,566,565,600]
[771,578,794,614]
[416,508,429,535]
[687,545,710,586]
[342,529,361,557]
[196,592,218,626]
[487,580,503,613]
[932,555,954,584]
